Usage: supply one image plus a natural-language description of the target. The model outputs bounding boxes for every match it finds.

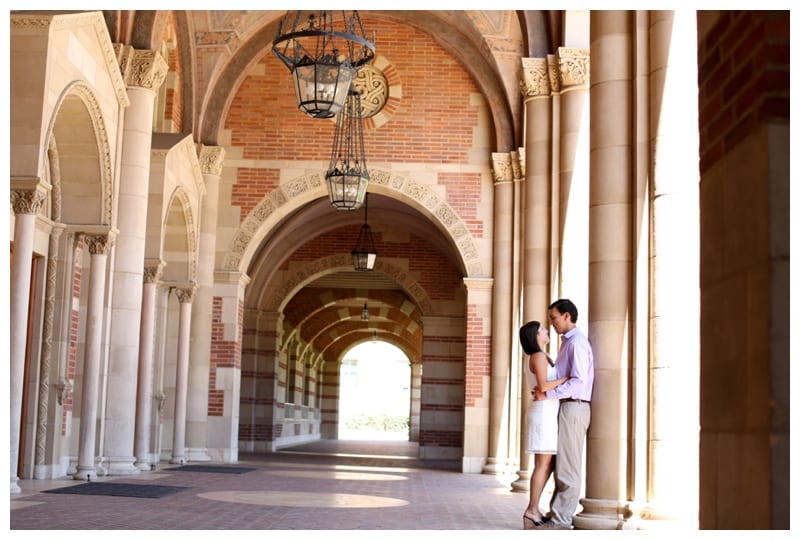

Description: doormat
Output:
[44,482,189,499]
[167,465,256,474]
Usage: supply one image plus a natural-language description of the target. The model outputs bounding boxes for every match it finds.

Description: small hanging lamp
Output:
[326,89,370,210]
[361,302,369,321]
[351,193,377,271]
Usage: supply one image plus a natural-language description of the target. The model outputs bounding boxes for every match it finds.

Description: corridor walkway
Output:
[10,439,529,531]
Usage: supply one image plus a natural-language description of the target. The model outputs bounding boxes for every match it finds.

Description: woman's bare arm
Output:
[531,352,550,391]
[537,376,568,393]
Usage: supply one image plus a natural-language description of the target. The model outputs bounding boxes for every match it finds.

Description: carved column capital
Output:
[491,152,514,185]
[198,145,226,176]
[117,46,169,92]
[510,151,523,181]
[174,285,197,304]
[54,377,73,406]
[517,147,526,178]
[558,47,591,89]
[84,233,113,256]
[10,178,49,215]
[143,261,166,284]
[547,55,560,93]
[520,57,551,98]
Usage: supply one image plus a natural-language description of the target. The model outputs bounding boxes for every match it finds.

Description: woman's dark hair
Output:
[519,320,544,355]
[549,298,578,323]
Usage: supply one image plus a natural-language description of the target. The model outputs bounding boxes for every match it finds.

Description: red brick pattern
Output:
[698,11,789,173]
[464,303,490,408]
[224,17,484,225]
[167,13,183,133]
[283,225,463,301]
[62,236,84,435]
[208,296,243,416]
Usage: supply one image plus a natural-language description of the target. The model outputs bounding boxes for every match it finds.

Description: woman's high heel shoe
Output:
[523,510,545,529]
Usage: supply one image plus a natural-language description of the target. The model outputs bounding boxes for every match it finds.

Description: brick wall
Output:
[697,11,790,173]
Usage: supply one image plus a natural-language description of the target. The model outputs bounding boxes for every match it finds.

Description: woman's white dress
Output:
[525,359,559,454]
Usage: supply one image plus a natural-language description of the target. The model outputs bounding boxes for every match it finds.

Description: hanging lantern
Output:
[272,10,375,119]
[351,194,377,271]
[326,89,370,210]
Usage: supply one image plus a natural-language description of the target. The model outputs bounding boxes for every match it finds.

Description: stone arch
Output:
[46,81,115,226]
[265,253,434,317]
[161,187,198,283]
[223,169,485,278]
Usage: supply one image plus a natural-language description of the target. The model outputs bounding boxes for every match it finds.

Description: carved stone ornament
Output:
[154,390,167,412]
[520,57,550,98]
[174,286,197,304]
[198,145,226,176]
[11,188,48,215]
[54,377,73,406]
[558,47,590,89]
[124,49,169,92]
[510,151,522,181]
[491,152,513,184]
[84,234,113,255]
[143,262,165,284]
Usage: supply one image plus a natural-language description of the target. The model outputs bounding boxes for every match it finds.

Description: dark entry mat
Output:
[44,482,189,499]
[167,464,255,474]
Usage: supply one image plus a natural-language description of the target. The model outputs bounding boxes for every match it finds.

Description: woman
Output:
[519,320,567,529]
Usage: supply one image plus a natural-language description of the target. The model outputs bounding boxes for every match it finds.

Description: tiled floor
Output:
[10,439,531,531]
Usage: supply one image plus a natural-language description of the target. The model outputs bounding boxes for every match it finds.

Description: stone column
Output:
[515,56,555,491]
[206,271,248,462]
[134,261,164,469]
[104,46,168,476]
[646,10,700,524]
[34,224,65,479]
[74,232,114,480]
[186,145,226,461]
[482,153,515,475]
[556,47,591,311]
[576,11,632,529]
[170,285,195,465]
[10,182,48,493]
[461,278,492,473]
[408,362,422,442]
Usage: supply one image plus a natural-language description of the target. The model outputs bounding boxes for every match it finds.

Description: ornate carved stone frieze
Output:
[520,57,551,98]
[223,169,485,277]
[517,147,526,178]
[558,47,590,89]
[198,145,226,176]
[491,152,513,184]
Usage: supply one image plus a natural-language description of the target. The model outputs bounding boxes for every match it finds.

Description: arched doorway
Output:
[339,340,411,440]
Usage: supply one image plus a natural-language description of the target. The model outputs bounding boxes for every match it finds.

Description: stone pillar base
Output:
[573,497,638,529]
[511,469,530,492]
[106,457,141,476]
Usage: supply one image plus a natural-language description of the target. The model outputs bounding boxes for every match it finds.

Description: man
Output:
[533,298,594,530]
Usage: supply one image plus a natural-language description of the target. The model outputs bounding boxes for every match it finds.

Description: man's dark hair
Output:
[549,298,578,323]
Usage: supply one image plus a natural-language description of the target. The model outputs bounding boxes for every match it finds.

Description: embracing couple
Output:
[519,298,595,531]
